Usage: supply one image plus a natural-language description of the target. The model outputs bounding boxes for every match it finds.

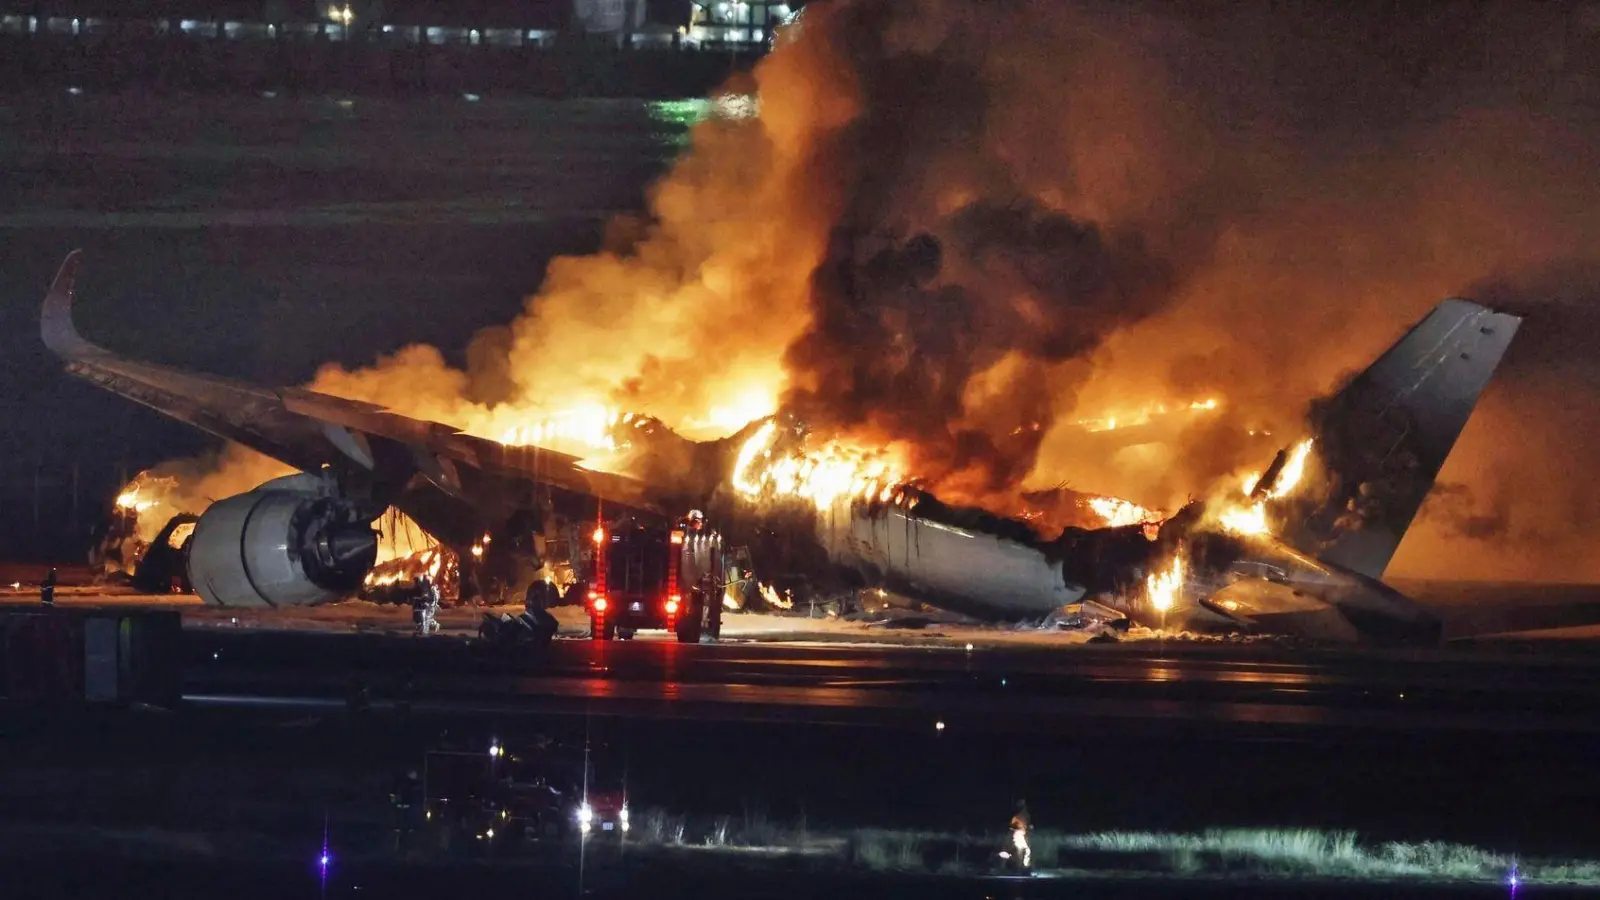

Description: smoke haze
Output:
[160,0,1599,581]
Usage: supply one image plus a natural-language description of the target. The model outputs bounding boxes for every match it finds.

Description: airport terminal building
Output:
[0,0,795,50]
[0,0,795,93]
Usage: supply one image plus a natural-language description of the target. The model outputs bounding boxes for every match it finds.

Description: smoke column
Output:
[163,1,1599,581]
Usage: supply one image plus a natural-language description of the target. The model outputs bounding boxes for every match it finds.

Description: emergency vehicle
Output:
[415,737,630,854]
[584,511,724,643]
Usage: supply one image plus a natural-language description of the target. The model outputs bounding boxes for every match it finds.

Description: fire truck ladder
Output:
[623,548,645,594]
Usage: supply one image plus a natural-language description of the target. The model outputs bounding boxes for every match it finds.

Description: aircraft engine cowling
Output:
[187,489,378,608]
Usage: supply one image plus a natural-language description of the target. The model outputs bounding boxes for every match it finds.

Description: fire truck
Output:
[584,511,724,643]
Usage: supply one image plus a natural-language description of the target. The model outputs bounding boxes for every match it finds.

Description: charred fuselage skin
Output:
[40,253,1516,634]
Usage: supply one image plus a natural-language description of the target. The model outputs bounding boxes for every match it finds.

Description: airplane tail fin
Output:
[1274,299,1522,579]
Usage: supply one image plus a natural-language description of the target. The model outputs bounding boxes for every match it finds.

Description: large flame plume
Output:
[138,2,1600,581]
[730,420,909,510]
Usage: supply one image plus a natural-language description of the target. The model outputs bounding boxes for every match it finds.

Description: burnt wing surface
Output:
[1280,300,1521,579]
[39,251,665,524]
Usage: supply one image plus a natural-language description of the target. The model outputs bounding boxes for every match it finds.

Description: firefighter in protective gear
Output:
[1008,799,1032,869]
[522,578,560,639]
[413,576,440,636]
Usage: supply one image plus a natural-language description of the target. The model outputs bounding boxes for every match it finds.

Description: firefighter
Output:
[700,572,723,640]
[740,569,760,610]
[413,576,440,636]
[1008,799,1033,870]
[563,577,589,606]
[40,567,56,606]
[522,578,559,639]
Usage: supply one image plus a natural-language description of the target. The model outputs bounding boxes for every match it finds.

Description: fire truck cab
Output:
[585,511,723,643]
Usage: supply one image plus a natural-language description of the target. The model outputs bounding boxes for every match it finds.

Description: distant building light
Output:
[326,4,355,27]
[267,24,276,37]
[469,28,480,44]
[71,17,80,34]
[66,86,82,95]
[179,20,198,32]
[382,24,394,33]
[463,93,481,102]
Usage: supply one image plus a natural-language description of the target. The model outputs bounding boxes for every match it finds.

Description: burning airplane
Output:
[43,254,1517,643]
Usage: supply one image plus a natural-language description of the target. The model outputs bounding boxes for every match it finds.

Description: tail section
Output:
[1277,299,1521,579]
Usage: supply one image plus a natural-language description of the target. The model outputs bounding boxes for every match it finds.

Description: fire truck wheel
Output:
[617,628,635,640]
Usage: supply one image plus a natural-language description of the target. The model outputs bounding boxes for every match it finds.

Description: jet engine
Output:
[187,482,378,608]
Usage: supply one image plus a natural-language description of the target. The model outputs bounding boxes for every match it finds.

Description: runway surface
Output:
[183,624,1600,736]
[6,585,1600,734]
[7,594,1600,893]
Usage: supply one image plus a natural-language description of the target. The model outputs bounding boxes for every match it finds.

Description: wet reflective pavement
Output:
[183,629,1600,735]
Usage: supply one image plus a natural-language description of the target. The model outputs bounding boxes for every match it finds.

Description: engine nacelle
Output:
[187,489,378,608]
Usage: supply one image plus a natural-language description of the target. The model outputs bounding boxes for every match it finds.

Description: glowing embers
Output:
[731,420,910,511]
[1217,438,1315,537]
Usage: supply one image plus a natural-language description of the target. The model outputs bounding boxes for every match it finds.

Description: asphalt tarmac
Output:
[185,627,1600,736]
[6,609,1600,897]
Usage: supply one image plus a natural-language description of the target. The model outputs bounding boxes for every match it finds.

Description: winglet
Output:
[41,250,96,359]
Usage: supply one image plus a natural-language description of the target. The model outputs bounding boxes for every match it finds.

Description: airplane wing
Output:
[41,251,664,513]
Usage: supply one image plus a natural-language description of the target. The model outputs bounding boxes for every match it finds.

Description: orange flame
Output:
[1144,553,1185,614]
[758,583,794,610]
[1076,397,1222,433]
[731,421,907,510]
[1217,438,1315,537]
[1087,496,1160,527]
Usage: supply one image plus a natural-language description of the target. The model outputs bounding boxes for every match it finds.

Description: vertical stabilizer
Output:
[1277,299,1521,578]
